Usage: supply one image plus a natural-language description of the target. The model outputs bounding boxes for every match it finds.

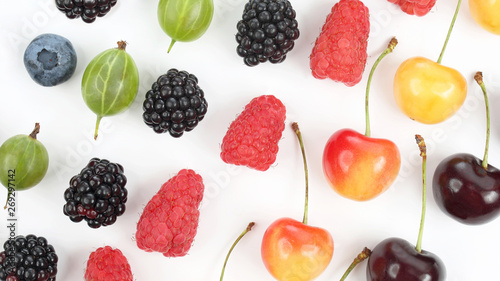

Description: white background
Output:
[1,0,500,280]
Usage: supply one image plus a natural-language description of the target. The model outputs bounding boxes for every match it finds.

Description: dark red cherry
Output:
[367,237,446,281]
[432,72,500,225]
[432,153,500,224]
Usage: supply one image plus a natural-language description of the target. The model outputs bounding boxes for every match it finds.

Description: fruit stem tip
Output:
[415,134,426,157]
[29,123,41,139]
[94,116,102,141]
[388,37,398,51]
[167,39,176,53]
[247,222,255,231]
[475,71,483,84]
[117,41,127,50]
[339,247,373,281]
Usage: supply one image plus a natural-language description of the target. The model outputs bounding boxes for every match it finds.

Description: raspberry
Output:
[84,246,133,281]
[0,235,58,281]
[55,0,118,23]
[136,169,204,257]
[220,95,286,171]
[236,0,300,66]
[309,0,370,87]
[63,158,128,229]
[142,69,208,137]
[388,0,436,16]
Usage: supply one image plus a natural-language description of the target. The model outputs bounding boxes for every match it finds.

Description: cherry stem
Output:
[292,122,309,225]
[474,72,490,169]
[29,123,40,140]
[220,222,255,281]
[94,116,102,140]
[437,0,462,64]
[365,37,398,137]
[339,247,372,281]
[415,134,427,253]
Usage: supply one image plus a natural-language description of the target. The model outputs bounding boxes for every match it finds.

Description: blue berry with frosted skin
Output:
[23,33,77,87]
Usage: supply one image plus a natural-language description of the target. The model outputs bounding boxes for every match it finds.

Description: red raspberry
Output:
[136,169,204,257]
[84,246,133,281]
[220,95,286,171]
[310,0,370,87]
[388,0,436,16]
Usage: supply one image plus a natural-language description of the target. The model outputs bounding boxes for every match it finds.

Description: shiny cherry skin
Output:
[393,56,467,124]
[261,217,334,281]
[322,128,401,201]
[432,153,500,224]
[367,237,446,281]
[469,0,500,35]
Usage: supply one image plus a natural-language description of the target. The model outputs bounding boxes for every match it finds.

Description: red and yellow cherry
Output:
[393,0,467,124]
[323,38,401,201]
[262,123,333,281]
[469,0,500,35]
[432,72,500,224]
[261,218,334,280]
[323,129,401,201]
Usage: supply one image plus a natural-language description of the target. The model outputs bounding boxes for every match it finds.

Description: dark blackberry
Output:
[63,158,128,229]
[142,68,208,137]
[0,235,58,281]
[55,0,118,23]
[236,0,300,66]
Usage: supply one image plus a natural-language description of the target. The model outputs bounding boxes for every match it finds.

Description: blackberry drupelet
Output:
[143,69,208,137]
[236,0,300,66]
[55,0,118,23]
[0,235,58,281]
[63,158,128,229]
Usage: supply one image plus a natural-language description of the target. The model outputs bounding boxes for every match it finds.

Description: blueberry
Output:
[23,33,77,87]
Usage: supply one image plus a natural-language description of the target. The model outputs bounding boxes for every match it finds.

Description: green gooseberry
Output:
[0,123,49,208]
[81,41,139,140]
[158,0,215,53]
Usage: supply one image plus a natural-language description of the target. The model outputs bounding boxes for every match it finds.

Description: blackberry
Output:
[0,234,58,281]
[55,0,118,23]
[142,69,208,138]
[63,158,128,229]
[236,0,300,66]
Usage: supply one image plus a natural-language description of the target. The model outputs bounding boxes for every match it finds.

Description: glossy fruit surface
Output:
[261,123,333,281]
[23,33,77,87]
[322,128,401,201]
[469,0,500,34]
[82,41,139,139]
[432,153,500,224]
[367,237,446,281]
[261,217,334,281]
[0,124,49,191]
[393,56,467,124]
[158,0,214,52]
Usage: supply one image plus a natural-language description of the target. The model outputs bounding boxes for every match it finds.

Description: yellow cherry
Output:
[393,56,467,124]
[469,0,500,34]
[393,0,467,124]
